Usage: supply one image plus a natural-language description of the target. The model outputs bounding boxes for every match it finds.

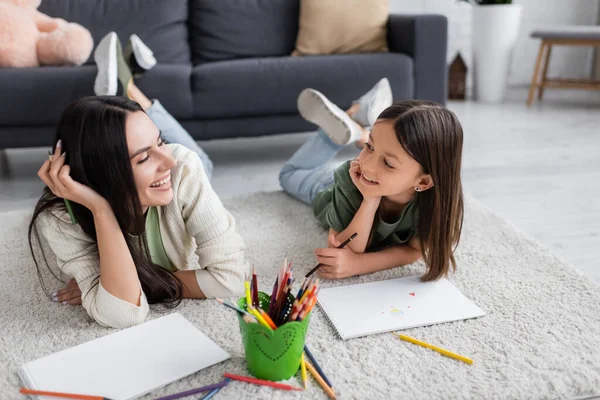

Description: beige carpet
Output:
[1,192,599,400]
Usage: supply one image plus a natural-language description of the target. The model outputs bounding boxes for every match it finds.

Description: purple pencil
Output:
[154,380,228,400]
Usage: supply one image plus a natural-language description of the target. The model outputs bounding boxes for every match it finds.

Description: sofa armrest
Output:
[388,14,448,105]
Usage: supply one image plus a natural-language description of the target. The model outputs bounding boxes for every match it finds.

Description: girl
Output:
[28,34,247,329]
[279,83,464,282]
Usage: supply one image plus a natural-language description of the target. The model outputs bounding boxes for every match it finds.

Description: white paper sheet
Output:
[317,275,485,340]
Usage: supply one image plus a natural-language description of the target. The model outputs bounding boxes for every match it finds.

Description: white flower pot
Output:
[472,4,522,102]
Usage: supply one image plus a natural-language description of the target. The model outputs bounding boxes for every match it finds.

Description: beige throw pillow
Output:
[293,0,389,56]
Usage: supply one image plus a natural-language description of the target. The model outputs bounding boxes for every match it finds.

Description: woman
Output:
[28,33,246,329]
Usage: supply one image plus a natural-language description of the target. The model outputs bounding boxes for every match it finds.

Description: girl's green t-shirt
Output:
[311,160,418,250]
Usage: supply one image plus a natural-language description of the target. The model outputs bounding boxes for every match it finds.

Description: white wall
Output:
[390,0,600,90]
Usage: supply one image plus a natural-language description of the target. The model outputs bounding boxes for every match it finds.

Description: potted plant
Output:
[461,0,522,102]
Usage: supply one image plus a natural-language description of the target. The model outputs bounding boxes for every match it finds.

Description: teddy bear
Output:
[0,0,93,68]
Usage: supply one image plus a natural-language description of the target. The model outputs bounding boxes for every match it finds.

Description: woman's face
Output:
[126,111,176,208]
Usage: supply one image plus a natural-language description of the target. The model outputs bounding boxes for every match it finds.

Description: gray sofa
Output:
[0,0,448,149]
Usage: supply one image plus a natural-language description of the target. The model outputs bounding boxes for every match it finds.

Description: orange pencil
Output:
[224,373,303,391]
[257,307,277,329]
[19,388,111,400]
[305,361,337,399]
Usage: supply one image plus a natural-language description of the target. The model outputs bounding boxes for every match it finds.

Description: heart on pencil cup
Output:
[237,293,312,381]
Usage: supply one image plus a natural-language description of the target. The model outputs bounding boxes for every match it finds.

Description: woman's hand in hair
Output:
[53,278,82,305]
[38,144,108,213]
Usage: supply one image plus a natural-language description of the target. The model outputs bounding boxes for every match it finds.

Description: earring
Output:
[415,187,421,192]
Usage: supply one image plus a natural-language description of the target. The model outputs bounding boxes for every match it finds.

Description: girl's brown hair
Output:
[378,100,464,281]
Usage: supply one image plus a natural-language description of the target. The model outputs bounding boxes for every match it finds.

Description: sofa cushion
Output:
[188,0,299,63]
[0,65,192,126]
[191,53,413,119]
[39,0,190,65]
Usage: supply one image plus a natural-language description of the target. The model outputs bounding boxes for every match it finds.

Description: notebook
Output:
[317,275,485,340]
[18,313,230,400]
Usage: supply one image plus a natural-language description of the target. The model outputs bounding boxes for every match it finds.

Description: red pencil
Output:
[252,265,259,307]
[223,373,303,391]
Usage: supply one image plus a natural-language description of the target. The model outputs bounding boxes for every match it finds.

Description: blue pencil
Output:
[304,345,333,389]
[200,378,231,400]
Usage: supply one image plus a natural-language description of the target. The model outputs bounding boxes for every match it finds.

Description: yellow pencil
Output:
[244,280,252,308]
[305,359,336,399]
[248,306,273,331]
[300,353,308,390]
[392,333,473,365]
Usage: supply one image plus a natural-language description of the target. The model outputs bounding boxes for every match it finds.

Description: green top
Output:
[145,206,175,272]
[312,160,418,250]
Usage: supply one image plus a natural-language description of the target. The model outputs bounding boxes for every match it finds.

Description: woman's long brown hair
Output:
[378,100,464,281]
[28,96,184,305]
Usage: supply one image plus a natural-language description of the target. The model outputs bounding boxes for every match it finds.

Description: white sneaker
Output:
[93,32,118,96]
[128,34,156,71]
[352,78,393,127]
[297,89,363,146]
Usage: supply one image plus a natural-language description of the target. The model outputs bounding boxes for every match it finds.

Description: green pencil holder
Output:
[237,291,311,381]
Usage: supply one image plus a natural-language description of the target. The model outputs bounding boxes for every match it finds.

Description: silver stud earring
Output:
[415,187,421,192]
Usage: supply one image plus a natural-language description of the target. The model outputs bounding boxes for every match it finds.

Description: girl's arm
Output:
[354,237,422,275]
[315,236,422,279]
[334,198,380,253]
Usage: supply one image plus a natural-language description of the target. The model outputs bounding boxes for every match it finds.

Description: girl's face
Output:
[126,111,176,208]
[357,120,429,200]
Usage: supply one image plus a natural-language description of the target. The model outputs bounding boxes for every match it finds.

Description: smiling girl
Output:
[279,82,464,281]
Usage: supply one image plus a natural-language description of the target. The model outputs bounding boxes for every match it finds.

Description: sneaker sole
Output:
[130,34,156,71]
[367,78,393,125]
[94,32,118,96]
[297,89,351,146]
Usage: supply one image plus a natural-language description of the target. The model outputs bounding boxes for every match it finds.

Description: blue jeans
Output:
[279,130,358,205]
[146,100,214,179]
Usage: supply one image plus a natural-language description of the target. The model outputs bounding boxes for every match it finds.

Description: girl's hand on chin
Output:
[38,141,108,213]
[349,159,381,206]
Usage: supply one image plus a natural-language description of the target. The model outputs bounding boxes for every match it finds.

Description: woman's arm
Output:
[92,202,143,306]
[173,270,206,299]
[174,147,247,298]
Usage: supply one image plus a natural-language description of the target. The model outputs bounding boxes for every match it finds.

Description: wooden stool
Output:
[527,26,600,106]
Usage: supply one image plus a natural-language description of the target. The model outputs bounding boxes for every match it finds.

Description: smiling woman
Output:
[28,96,248,328]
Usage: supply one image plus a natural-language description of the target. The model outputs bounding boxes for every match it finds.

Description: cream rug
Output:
[1,192,599,400]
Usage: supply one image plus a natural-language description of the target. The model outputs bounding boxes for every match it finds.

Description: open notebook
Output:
[18,313,230,400]
[317,275,485,340]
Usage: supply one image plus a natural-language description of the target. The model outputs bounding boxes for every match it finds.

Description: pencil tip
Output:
[215,298,223,303]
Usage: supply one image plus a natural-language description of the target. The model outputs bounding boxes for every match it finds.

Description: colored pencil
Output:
[248,306,272,330]
[392,333,473,365]
[303,346,333,388]
[154,381,229,400]
[200,378,231,400]
[244,279,252,308]
[305,361,337,399]
[300,353,308,390]
[268,276,279,319]
[252,265,259,307]
[223,373,303,391]
[305,233,358,278]
[215,298,253,317]
[257,307,277,329]
[19,388,111,400]
[242,314,257,324]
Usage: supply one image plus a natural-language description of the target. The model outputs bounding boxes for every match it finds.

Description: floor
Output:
[1,87,599,282]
